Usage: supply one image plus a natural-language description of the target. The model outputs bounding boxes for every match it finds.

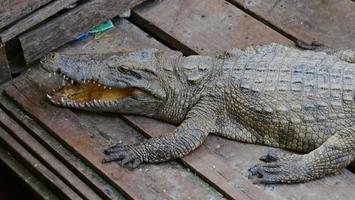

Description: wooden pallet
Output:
[1,0,355,199]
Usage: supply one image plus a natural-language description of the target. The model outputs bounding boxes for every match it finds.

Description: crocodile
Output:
[40,43,355,184]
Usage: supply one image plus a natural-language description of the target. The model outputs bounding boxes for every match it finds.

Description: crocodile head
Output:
[40,49,181,117]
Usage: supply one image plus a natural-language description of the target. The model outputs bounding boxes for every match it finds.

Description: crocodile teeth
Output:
[49,98,55,103]
[93,99,99,106]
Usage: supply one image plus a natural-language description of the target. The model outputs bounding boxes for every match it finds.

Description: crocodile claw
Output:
[248,163,286,184]
[248,154,307,184]
[103,144,142,169]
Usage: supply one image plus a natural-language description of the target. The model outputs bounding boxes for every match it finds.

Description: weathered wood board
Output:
[0,93,125,200]
[131,0,293,55]
[0,144,60,200]
[18,0,146,64]
[0,0,51,29]
[0,46,11,84]
[0,0,77,43]
[0,108,103,200]
[227,0,355,49]
[0,125,83,200]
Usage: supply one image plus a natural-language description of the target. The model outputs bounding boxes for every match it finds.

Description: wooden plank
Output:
[0,46,11,84]
[0,108,103,200]
[131,0,293,55]
[18,0,146,64]
[57,18,169,54]
[0,125,83,200]
[0,0,77,43]
[130,0,355,199]
[57,18,271,200]
[227,0,355,49]
[0,145,60,200]
[0,92,125,200]
[0,0,52,29]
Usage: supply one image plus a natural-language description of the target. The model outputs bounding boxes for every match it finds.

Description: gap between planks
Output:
[0,107,105,200]
[0,125,82,200]
[0,145,60,200]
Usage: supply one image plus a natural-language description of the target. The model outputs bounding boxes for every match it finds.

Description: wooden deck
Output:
[0,0,355,199]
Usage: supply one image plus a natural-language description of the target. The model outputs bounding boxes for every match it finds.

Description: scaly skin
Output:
[41,44,355,184]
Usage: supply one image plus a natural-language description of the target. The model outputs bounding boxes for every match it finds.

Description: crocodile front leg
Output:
[249,126,355,184]
[102,107,216,168]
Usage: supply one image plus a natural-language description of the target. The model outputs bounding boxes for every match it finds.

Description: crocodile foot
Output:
[102,143,142,168]
[248,154,309,184]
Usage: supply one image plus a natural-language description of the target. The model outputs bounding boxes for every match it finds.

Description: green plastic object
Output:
[89,20,114,33]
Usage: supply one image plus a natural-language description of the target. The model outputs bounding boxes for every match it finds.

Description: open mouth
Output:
[47,72,141,108]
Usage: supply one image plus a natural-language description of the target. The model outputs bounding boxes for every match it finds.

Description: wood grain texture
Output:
[0,46,11,84]
[0,93,125,200]
[0,125,82,200]
[0,0,77,43]
[0,145,60,200]
[0,107,103,200]
[19,0,145,64]
[227,0,355,49]
[131,0,293,55]
[0,0,51,29]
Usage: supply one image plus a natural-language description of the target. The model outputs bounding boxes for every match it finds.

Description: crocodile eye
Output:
[117,65,142,79]
[117,65,130,74]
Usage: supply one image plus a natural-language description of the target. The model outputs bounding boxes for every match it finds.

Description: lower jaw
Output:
[47,95,122,110]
